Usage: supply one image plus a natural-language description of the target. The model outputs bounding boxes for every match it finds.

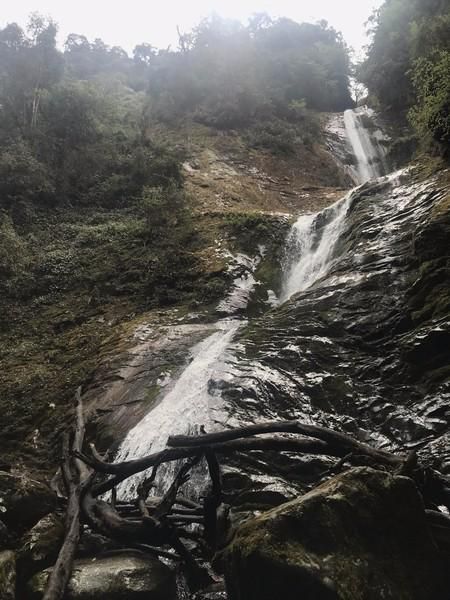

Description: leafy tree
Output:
[0,140,54,206]
[360,0,450,154]
[409,50,450,148]
[0,16,63,133]
[64,34,131,81]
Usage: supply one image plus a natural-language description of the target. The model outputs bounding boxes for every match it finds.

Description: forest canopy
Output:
[0,14,353,210]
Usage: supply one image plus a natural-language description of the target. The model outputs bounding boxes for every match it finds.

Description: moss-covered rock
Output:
[222,467,449,600]
[0,550,15,600]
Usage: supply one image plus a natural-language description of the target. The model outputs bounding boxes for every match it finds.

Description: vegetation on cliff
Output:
[360,0,450,156]
[0,13,353,298]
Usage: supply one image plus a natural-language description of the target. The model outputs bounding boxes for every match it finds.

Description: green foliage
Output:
[0,140,54,206]
[409,51,450,148]
[0,10,354,234]
[64,34,132,82]
[0,11,352,311]
[246,111,321,154]
[140,184,185,234]
[360,0,450,155]
[0,214,28,279]
[0,15,196,319]
[0,17,186,212]
[247,122,298,155]
[146,16,353,128]
[222,212,290,255]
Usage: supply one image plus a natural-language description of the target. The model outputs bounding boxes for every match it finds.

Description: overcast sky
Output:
[1,0,383,56]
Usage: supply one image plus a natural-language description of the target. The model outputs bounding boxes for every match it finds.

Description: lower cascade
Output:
[114,319,242,499]
[218,169,449,462]
[280,190,352,300]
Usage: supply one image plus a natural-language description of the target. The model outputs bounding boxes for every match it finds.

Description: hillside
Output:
[0,15,353,470]
[0,5,449,600]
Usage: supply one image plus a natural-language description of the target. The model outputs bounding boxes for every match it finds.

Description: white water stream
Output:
[281,106,389,300]
[344,106,388,184]
[280,192,352,300]
[115,319,241,499]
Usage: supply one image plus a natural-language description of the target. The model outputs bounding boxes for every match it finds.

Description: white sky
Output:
[1,0,383,56]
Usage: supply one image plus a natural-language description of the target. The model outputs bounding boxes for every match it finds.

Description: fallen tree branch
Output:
[152,454,202,519]
[204,448,223,552]
[137,464,160,518]
[85,436,341,497]
[49,404,449,600]
[43,388,90,600]
[168,420,401,467]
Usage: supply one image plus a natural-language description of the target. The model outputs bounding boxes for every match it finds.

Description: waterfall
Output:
[114,319,241,500]
[280,193,352,300]
[344,106,388,184]
[281,107,388,300]
[112,106,389,498]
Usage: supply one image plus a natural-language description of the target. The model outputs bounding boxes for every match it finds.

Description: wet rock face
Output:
[27,553,177,600]
[223,468,450,600]
[214,173,450,478]
[0,471,56,533]
[0,551,16,600]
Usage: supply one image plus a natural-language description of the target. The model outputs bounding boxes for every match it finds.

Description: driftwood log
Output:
[44,391,450,600]
[43,389,91,600]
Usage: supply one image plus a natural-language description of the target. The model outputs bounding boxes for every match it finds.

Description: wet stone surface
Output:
[211,171,450,485]
[223,468,450,600]
[27,553,177,600]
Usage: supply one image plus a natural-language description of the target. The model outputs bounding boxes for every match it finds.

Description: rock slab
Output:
[27,553,176,600]
[223,467,449,600]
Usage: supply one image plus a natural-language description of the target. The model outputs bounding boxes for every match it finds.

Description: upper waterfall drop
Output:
[344,106,388,184]
[280,107,390,301]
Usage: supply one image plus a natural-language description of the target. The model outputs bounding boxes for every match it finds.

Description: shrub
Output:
[409,50,450,153]
[0,214,28,279]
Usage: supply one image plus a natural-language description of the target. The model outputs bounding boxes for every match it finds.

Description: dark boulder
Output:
[0,521,9,549]
[0,471,56,532]
[18,513,64,578]
[222,467,449,600]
